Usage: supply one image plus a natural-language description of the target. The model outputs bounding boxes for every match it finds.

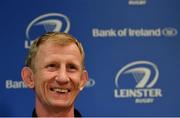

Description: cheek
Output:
[69,73,82,88]
[34,76,45,95]
[34,72,51,92]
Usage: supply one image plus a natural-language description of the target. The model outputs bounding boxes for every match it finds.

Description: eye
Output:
[46,63,58,71]
[67,64,79,72]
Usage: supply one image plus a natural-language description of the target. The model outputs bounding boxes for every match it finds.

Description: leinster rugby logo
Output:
[25,13,70,48]
[114,60,163,104]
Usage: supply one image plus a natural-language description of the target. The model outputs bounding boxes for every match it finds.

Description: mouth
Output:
[50,88,71,94]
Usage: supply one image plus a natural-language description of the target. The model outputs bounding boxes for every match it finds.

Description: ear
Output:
[79,70,88,91]
[21,67,35,89]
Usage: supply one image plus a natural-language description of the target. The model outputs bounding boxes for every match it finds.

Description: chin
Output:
[47,99,74,108]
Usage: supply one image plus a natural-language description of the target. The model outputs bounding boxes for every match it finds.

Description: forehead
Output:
[36,41,82,62]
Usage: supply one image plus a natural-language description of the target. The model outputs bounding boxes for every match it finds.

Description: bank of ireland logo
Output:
[162,27,178,37]
[25,13,70,48]
[85,78,96,88]
[114,60,163,104]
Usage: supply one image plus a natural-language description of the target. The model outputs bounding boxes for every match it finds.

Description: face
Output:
[30,41,87,109]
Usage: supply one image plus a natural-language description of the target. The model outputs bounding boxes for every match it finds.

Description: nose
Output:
[55,67,70,84]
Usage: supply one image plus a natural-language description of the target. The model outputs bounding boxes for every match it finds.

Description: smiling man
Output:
[21,32,88,117]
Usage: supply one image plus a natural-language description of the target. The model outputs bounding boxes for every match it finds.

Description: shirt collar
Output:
[32,108,82,117]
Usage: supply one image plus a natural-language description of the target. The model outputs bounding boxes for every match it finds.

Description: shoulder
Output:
[74,108,82,117]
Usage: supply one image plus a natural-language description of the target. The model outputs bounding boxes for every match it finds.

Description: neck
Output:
[35,98,74,117]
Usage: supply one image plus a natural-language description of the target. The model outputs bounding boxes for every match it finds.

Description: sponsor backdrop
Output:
[0,0,180,117]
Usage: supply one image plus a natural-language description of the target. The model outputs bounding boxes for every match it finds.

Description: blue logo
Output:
[115,60,159,88]
[114,60,162,104]
[26,13,70,40]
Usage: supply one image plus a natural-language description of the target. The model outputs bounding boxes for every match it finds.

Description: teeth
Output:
[52,88,69,93]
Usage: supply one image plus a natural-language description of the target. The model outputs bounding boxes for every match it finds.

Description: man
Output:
[21,32,88,117]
